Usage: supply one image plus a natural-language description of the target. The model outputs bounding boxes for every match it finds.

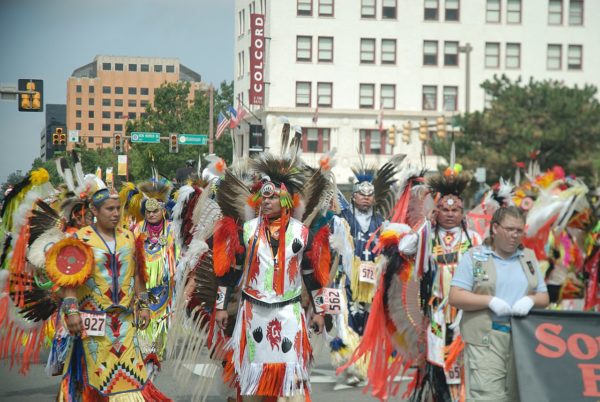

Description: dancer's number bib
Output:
[445,361,461,385]
[359,262,376,284]
[322,288,343,315]
[81,312,106,337]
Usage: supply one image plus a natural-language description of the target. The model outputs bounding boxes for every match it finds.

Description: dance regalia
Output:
[133,220,177,362]
[58,226,168,401]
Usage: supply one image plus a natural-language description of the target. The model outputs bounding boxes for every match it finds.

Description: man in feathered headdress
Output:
[423,163,482,401]
[212,148,333,401]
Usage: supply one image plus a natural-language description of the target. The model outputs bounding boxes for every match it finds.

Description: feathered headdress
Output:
[427,163,471,209]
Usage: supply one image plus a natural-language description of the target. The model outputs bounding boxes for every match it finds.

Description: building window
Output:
[485,42,500,68]
[76,85,82,93]
[129,112,137,119]
[548,0,563,25]
[102,99,111,106]
[298,0,312,16]
[424,0,439,20]
[102,124,111,131]
[359,84,375,109]
[444,41,459,66]
[87,136,94,143]
[115,63,124,71]
[141,88,149,96]
[567,45,582,69]
[88,111,94,118]
[360,130,391,155]
[115,111,123,119]
[422,85,437,110]
[115,99,123,107]
[88,98,95,106]
[102,63,111,71]
[166,65,175,73]
[507,0,522,23]
[88,123,94,130]
[128,99,137,107]
[141,64,149,72]
[114,124,123,131]
[443,86,458,111]
[128,87,137,95]
[361,0,376,18]
[89,85,95,93]
[382,0,396,19]
[76,110,82,118]
[296,82,311,106]
[115,87,124,95]
[569,0,583,25]
[76,123,82,130]
[506,43,521,68]
[102,111,110,118]
[423,40,438,65]
[238,51,245,78]
[128,64,137,72]
[317,82,333,107]
[102,86,110,94]
[319,0,333,16]
[486,0,501,22]
[547,44,562,69]
[360,38,376,63]
[318,37,333,62]
[140,100,149,107]
[445,0,459,21]
[154,65,163,72]
[76,97,82,105]
[381,39,396,64]
[380,84,395,109]
[302,128,330,153]
[102,137,111,144]
[297,36,312,61]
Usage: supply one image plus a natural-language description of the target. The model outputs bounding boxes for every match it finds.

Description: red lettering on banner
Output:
[578,364,600,397]
[568,334,599,361]
[535,323,566,358]
[249,14,265,105]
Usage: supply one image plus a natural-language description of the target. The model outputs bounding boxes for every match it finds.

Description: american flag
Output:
[229,103,248,129]
[216,112,230,140]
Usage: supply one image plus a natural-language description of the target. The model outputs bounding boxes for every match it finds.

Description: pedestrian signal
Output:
[18,79,43,112]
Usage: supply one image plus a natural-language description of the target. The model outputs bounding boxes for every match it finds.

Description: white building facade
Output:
[234,0,599,184]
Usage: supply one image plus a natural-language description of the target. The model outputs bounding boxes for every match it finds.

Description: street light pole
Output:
[208,85,214,154]
[459,42,473,113]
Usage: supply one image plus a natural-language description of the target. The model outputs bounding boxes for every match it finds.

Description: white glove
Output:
[512,296,534,316]
[488,297,512,317]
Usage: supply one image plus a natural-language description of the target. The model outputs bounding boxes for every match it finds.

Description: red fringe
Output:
[305,225,331,287]
[522,215,557,260]
[445,335,464,371]
[142,380,173,401]
[135,233,148,284]
[10,223,31,307]
[256,363,287,396]
[379,231,402,249]
[390,181,413,223]
[214,217,243,277]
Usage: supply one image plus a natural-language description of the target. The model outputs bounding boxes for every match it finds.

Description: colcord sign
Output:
[512,310,600,401]
[249,13,265,105]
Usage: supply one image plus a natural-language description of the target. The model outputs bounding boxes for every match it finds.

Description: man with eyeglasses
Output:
[449,206,549,402]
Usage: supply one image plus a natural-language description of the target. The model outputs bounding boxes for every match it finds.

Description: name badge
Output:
[359,262,376,284]
[81,312,107,337]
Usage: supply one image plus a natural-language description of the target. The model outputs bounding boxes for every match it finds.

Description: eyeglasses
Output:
[497,223,525,236]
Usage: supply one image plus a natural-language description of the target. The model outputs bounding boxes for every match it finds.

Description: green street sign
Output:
[178,134,208,145]
[131,132,160,143]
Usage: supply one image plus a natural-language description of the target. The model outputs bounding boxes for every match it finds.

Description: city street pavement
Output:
[0,347,411,401]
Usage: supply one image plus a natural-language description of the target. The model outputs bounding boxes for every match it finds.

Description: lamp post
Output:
[458,43,473,113]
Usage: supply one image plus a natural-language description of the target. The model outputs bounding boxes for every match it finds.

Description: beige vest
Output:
[460,247,539,346]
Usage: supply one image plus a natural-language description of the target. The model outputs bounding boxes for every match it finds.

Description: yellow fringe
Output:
[350,256,376,303]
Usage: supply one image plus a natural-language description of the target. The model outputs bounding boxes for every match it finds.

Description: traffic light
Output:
[18,79,43,112]
[419,118,428,142]
[58,128,67,145]
[113,133,122,153]
[388,125,396,147]
[402,121,412,144]
[436,116,446,139]
[169,134,179,153]
[52,130,59,145]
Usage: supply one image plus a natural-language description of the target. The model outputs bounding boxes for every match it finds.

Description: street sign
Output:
[178,134,208,145]
[131,132,160,143]
[68,130,79,143]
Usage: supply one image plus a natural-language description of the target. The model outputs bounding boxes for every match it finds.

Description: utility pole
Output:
[459,43,473,113]
[208,85,214,154]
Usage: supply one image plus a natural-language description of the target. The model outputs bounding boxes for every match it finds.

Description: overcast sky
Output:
[0,0,234,182]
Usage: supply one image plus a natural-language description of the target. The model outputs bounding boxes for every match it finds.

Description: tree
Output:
[126,81,234,182]
[430,76,600,186]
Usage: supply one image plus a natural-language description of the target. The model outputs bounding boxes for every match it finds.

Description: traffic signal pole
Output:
[208,85,214,154]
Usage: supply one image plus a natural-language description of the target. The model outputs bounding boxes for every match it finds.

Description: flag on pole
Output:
[312,106,319,124]
[229,103,248,129]
[236,102,247,122]
[377,109,384,133]
[216,112,230,140]
[228,105,238,128]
